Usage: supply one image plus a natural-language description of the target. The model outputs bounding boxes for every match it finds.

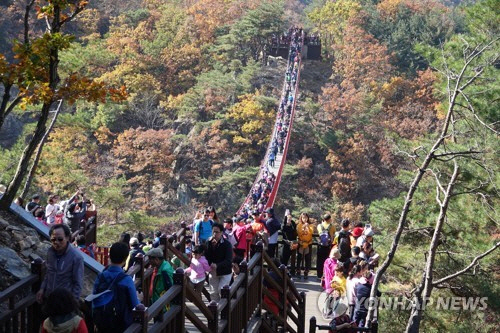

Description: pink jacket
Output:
[233,224,250,250]
[322,257,338,293]
[185,256,211,281]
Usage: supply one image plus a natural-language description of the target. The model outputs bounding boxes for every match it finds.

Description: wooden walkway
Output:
[292,276,330,332]
[181,274,329,333]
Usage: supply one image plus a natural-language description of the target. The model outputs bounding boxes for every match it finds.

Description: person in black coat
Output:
[63,191,87,233]
[354,271,381,327]
[205,223,233,302]
[280,212,297,275]
[264,208,281,259]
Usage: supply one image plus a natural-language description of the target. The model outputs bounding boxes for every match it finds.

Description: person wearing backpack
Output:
[333,219,355,265]
[194,210,214,246]
[125,237,145,271]
[88,242,139,333]
[264,207,281,258]
[317,213,336,280]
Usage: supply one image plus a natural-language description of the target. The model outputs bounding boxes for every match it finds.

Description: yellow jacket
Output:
[297,222,314,248]
[331,275,347,296]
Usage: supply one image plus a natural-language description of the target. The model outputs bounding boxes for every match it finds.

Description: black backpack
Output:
[337,231,351,260]
[88,271,128,333]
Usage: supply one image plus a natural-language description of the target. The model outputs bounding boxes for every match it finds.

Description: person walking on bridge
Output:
[280,211,297,275]
[205,223,233,302]
[264,208,281,259]
[146,248,174,305]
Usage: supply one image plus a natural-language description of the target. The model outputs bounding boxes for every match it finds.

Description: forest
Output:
[0,0,498,331]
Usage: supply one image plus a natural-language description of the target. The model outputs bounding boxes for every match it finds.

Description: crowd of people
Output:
[34,202,380,332]
[239,27,303,218]
[15,190,97,233]
[21,26,378,333]
[187,206,380,330]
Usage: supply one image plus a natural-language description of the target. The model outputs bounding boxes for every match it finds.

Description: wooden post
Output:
[135,253,147,306]
[160,234,168,259]
[309,316,316,333]
[280,264,288,324]
[132,304,148,333]
[240,260,249,332]
[180,221,186,253]
[221,285,231,332]
[208,301,219,332]
[103,247,109,266]
[91,214,97,244]
[246,239,252,260]
[299,291,306,333]
[172,268,185,333]
[290,247,297,275]
[80,219,86,236]
[254,242,264,316]
[31,258,44,333]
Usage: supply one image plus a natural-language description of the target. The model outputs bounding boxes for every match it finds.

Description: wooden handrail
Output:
[0,275,38,304]
[0,260,44,332]
[185,307,212,333]
[185,283,214,321]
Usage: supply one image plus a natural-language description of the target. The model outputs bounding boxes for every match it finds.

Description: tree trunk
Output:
[20,99,63,199]
[405,162,459,333]
[0,84,12,131]
[0,102,52,210]
[0,4,61,211]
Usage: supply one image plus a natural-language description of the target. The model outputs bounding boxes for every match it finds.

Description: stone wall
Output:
[0,211,96,296]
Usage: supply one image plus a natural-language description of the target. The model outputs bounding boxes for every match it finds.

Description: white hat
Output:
[364,228,374,237]
[332,301,348,318]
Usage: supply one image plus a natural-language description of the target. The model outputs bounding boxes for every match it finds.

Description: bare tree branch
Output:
[433,150,483,158]
[433,242,500,287]
[458,90,499,135]
[428,168,446,197]
[60,5,87,25]
[367,38,495,327]
[459,39,499,91]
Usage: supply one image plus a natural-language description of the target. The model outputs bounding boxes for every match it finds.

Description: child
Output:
[185,245,211,295]
[331,264,347,299]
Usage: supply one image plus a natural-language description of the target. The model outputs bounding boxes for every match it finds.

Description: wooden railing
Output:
[124,268,187,333]
[121,241,305,333]
[0,259,44,333]
[71,215,97,245]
